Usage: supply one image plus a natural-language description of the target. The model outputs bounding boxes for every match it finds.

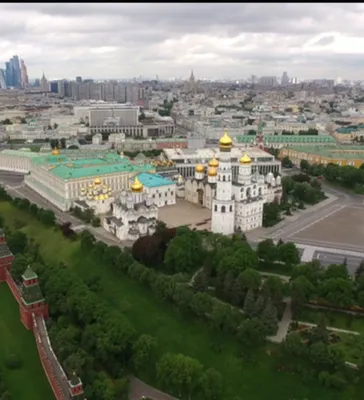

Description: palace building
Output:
[24,147,155,211]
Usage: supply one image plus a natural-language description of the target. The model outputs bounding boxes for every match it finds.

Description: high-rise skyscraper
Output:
[10,55,21,88]
[0,69,6,89]
[281,71,289,85]
[20,59,29,88]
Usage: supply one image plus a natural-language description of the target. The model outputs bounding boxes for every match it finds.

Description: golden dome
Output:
[51,147,60,156]
[88,183,94,188]
[219,129,233,149]
[94,196,99,201]
[99,194,105,200]
[240,153,252,164]
[81,188,86,192]
[104,194,109,199]
[94,177,101,185]
[208,167,217,177]
[208,157,219,168]
[195,164,205,173]
[131,176,143,193]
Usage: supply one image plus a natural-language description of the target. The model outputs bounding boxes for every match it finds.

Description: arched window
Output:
[221,206,226,213]
[214,205,217,211]
[258,187,262,196]
[229,205,233,212]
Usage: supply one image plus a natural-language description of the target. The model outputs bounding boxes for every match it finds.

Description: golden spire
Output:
[219,129,232,149]
[131,176,143,192]
[51,147,60,156]
[208,157,219,168]
[240,153,252,164]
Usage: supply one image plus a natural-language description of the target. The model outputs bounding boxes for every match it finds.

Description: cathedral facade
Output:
[183,130,282,234]
[103,176,158,241]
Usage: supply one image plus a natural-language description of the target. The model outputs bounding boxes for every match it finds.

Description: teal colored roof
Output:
[32,152,154,180]
[1,149,41,158]
[133,172,174,188]
[234,136,255,143]
[336,125,364,134]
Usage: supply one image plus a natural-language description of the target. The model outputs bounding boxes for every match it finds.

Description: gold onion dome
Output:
[99,194,105,200]
[195,164,205,173]
[94,177,101,185]
[208,167,217,177]
[94,195,99,201]
[219,129,232,149]
[51,147,60,156]
[131,176,143,192]
[240,153,252,164]
[208,157,219,168]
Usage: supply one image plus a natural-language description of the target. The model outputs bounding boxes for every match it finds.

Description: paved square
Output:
[158,199,212,230]
[291,206,364,247]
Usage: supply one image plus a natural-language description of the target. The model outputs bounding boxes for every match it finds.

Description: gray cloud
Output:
[0,3,363,80]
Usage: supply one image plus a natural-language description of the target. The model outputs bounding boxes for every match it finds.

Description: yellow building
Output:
[279,145,364,168]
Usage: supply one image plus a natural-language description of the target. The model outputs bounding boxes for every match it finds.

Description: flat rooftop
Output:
[32,152,154,180]
[286,145,364,160]
[133,172,174,188]
[163,147,275,163]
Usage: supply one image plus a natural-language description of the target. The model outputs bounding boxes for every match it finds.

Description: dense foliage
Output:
[0,371,12,400]
[1,183,364,397]
[300,159,364,194]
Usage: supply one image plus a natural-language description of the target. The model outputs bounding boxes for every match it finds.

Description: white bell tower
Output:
[211,129,235,235]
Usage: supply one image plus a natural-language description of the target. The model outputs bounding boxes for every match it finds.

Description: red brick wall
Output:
[156,141,187,150]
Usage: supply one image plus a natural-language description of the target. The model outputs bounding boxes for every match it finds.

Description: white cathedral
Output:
[184,129,282,235]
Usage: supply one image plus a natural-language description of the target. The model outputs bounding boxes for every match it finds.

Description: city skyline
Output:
[1,3,364,80]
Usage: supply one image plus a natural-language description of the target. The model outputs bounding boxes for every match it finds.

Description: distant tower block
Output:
[19,266,48,330]
[68,371,85,399]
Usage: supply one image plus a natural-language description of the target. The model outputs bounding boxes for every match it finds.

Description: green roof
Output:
[234,134,335,144]
[1,149,42,158]
[22,266,37,280]
[286,145,364,160]
[336,125,364,134]
[31,152,154,180]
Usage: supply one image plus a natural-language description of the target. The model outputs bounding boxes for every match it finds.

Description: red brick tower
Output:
[19,266,49,330]
[0,229,14,282]
[68,372,85,399]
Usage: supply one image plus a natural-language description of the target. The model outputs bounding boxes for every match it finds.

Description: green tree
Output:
[300,159,309,171]
[262,276,284,304]
[7,231,28,254]
[10,254,28,282]
[243,289,256,317]
[193,270,209,292]
[238,318,266,347]
[284,332,306,357]
[277,242,300,265]
[200,368,223,400]
[237,268,261,291]
[324,264,349,280]
[257,239,277,262]
[260,298,278,335]
[252,295,266,317]
[132,334,157,371]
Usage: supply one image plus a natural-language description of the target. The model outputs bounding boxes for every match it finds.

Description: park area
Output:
[0,201,361,400]
[0,285,53,399]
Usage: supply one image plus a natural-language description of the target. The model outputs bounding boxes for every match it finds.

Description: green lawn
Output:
[297,307,364,334]
[0,201,362,399]
[0,285,54,400]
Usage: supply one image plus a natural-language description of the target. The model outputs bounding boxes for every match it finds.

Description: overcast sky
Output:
[1,3,364,81]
